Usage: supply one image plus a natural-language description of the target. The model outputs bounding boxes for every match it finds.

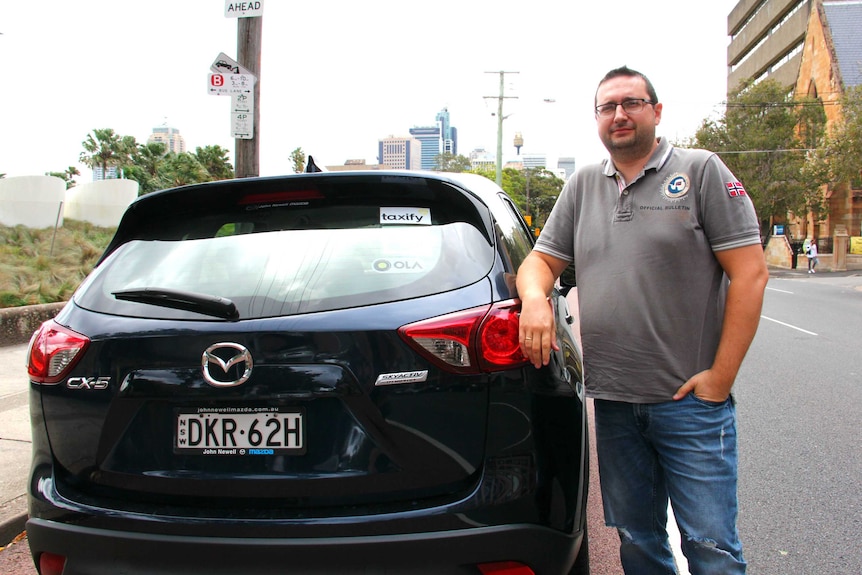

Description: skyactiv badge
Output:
[380,207,431,225]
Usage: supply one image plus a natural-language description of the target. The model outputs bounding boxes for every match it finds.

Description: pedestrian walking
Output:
[515,66,769,574]
[807,239,819,273]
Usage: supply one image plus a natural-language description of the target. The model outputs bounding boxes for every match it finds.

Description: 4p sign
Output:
[225,1,263,18]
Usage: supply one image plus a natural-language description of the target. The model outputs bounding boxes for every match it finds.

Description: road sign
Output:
[225,1,263,18]
[231,91,254,139]
[211,52,252,76]
[208,72,256,96]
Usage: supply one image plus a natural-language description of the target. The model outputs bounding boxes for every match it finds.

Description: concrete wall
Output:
[65,179,138,227]
[0,176,66,228]
[765,234,862,270]
[0,302,65,346]
[0,175,137,230]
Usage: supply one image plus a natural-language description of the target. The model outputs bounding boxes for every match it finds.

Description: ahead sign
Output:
[225,1,263,18]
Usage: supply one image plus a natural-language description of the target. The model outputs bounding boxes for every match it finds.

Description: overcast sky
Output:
[1,0,738,180]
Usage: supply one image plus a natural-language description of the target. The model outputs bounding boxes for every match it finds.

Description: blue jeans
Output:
[594,395,746,575]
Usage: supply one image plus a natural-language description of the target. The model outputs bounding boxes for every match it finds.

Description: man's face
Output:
[595,75,662,162]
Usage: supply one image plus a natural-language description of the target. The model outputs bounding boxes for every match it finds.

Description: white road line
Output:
[760,315,818,336]
[766,286,793,294]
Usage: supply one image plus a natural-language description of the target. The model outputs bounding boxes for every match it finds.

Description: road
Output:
[735,272,862,574]
[3,271,861,573]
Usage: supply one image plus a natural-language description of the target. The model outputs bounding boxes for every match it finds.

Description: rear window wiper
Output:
[112,287,240,321]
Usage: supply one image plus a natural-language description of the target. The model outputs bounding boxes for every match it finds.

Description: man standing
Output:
[516,66,768,574]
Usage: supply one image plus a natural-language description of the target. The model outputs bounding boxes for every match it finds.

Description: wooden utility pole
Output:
[484,71,518,187]
[236,17,262,178]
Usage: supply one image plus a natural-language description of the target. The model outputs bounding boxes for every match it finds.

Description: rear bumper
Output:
[27,517,584,575]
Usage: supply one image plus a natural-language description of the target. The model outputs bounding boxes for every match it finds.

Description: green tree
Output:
[508,167,565,227]
[194,145,234,181]
[473,166,564,228]
[125,141,168,195]
[690,79,827,233]
[159,153,209,188]
[810,84,862,187]
[290,147,306,173]
[45,166,80,189]
[79,128,135,177]
[433,152,472,173]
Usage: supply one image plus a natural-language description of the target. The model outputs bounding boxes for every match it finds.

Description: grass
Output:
[0,219,115,308]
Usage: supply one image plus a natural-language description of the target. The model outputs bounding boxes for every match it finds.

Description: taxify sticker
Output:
[379,207,431,225]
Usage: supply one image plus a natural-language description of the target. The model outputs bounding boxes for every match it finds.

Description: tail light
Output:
[39,552,67,575]
[398,300,529,374]
[27,320,90,384]
[477,561,535,575]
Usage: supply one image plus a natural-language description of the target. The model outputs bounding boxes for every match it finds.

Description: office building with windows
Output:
[557,157,576,179]
[408,127,441,171]
[727,0,812,91]
[378,136,422,170]
[147,125,187,154]
[408,108,458,170]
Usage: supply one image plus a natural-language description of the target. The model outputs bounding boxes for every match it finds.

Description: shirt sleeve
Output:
[700,154,763,252]
[533,173,577,263]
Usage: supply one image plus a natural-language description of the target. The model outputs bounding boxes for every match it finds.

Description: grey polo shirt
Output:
[535,138,762,403]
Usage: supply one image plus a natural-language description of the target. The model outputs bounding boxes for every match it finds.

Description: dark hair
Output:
[595,66,659,107]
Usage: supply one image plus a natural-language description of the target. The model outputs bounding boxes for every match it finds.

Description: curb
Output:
[0,497,27,548]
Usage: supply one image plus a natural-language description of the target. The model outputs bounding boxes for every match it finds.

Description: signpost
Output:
[210,3,262,176]
[208,69,256,139]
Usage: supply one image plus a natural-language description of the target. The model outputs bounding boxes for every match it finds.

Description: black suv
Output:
[26,171,589,575]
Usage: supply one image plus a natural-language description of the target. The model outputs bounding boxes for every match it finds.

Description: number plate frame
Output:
[175,407,306,455]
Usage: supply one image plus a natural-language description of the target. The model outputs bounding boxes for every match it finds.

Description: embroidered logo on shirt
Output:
[662,173,690,201]
[725,181,747,197]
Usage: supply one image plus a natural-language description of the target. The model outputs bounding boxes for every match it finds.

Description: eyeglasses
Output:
[595,98,655,117]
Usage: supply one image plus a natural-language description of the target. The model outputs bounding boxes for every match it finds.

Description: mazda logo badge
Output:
[202,343,253,387]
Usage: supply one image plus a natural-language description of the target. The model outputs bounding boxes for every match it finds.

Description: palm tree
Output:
[194,145,234,181]
[79,129,135,177]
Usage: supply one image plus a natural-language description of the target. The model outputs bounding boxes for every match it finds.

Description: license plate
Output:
[175,407,305,455]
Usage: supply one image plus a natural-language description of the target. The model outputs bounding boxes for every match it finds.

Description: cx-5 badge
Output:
[202,343,253,387]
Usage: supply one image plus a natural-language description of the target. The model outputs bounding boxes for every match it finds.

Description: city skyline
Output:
[0,0,737,181]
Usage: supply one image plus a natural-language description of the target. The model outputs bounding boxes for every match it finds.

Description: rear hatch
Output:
[30,173,515,515]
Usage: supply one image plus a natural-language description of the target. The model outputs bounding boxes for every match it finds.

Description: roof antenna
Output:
[305,156,323,173]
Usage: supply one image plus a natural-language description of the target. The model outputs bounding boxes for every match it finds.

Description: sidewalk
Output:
[0,343,31,548]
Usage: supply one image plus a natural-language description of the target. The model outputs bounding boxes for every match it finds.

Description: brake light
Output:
[27,320,90,384]
[39,552,67,575]
[238,189,324,205]
[398,300,529,374]
[477,561,535,575]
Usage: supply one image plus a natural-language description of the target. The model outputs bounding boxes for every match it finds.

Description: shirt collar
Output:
[602,137,673,177]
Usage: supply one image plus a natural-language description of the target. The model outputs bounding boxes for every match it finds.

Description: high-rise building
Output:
[378,136,422,170]
[148,125,187,154]
[436,108,457,156]
[557,157,576,179]
[522,154,547,169]
[92,166,119,181]
[408,126,440,171]
[727,0,812,92]
[408,108,458,170]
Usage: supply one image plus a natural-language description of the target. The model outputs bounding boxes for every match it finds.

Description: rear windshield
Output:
[75,221,494,320]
